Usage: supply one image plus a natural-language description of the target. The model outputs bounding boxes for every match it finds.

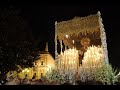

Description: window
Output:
[41,61,43,65]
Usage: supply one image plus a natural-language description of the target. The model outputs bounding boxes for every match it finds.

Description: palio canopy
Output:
[57,14,100,40]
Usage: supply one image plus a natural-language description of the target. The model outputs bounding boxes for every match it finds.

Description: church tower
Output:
[45,42,48,52]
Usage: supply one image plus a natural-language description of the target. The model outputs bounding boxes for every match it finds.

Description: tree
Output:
[15,41,40,68]
[0,41,40,84]
[0,8,40,84]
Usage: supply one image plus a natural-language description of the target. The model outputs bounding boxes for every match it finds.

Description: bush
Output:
[79,63,118,85]
[44,68,64,84]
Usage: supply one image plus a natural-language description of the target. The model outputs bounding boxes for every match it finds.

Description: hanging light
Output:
[66,35,69,38]
[72,40,75,44]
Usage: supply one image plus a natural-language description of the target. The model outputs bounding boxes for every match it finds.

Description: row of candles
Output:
[57,47,79,72]
[82,45,104,67]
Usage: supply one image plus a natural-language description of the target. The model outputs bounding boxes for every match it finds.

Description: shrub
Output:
[44,68,64,84]
[79,63,118,85]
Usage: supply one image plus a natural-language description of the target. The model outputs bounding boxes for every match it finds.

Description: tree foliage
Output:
[0,41,40,81]
[0,8,40,82]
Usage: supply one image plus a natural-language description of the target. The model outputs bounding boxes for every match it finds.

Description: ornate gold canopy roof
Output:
[57,14,100,40]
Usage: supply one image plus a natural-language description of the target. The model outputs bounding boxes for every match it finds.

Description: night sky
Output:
[0,2,120,68]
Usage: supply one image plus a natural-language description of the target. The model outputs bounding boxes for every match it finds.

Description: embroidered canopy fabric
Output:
[57,14,100,40]
[55,11,109,64]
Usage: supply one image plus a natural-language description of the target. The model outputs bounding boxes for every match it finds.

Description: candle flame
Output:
[66,35,69,38]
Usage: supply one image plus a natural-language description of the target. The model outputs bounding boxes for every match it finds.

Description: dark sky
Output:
[32,3,119,68]
[0,2,120,68]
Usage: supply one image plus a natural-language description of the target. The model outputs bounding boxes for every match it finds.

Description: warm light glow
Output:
[69,61,70,64]
[47,68,49,71]
[27,70,29,72]
[82,45,104,67]
[58,48,79,72]
[65,35,69,38]
[22,70,25,72]
[16,50,55,80]
[72,40,74,44]
[72,61,73,63]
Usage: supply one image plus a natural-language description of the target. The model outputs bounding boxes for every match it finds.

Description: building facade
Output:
[18,43,55,79]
